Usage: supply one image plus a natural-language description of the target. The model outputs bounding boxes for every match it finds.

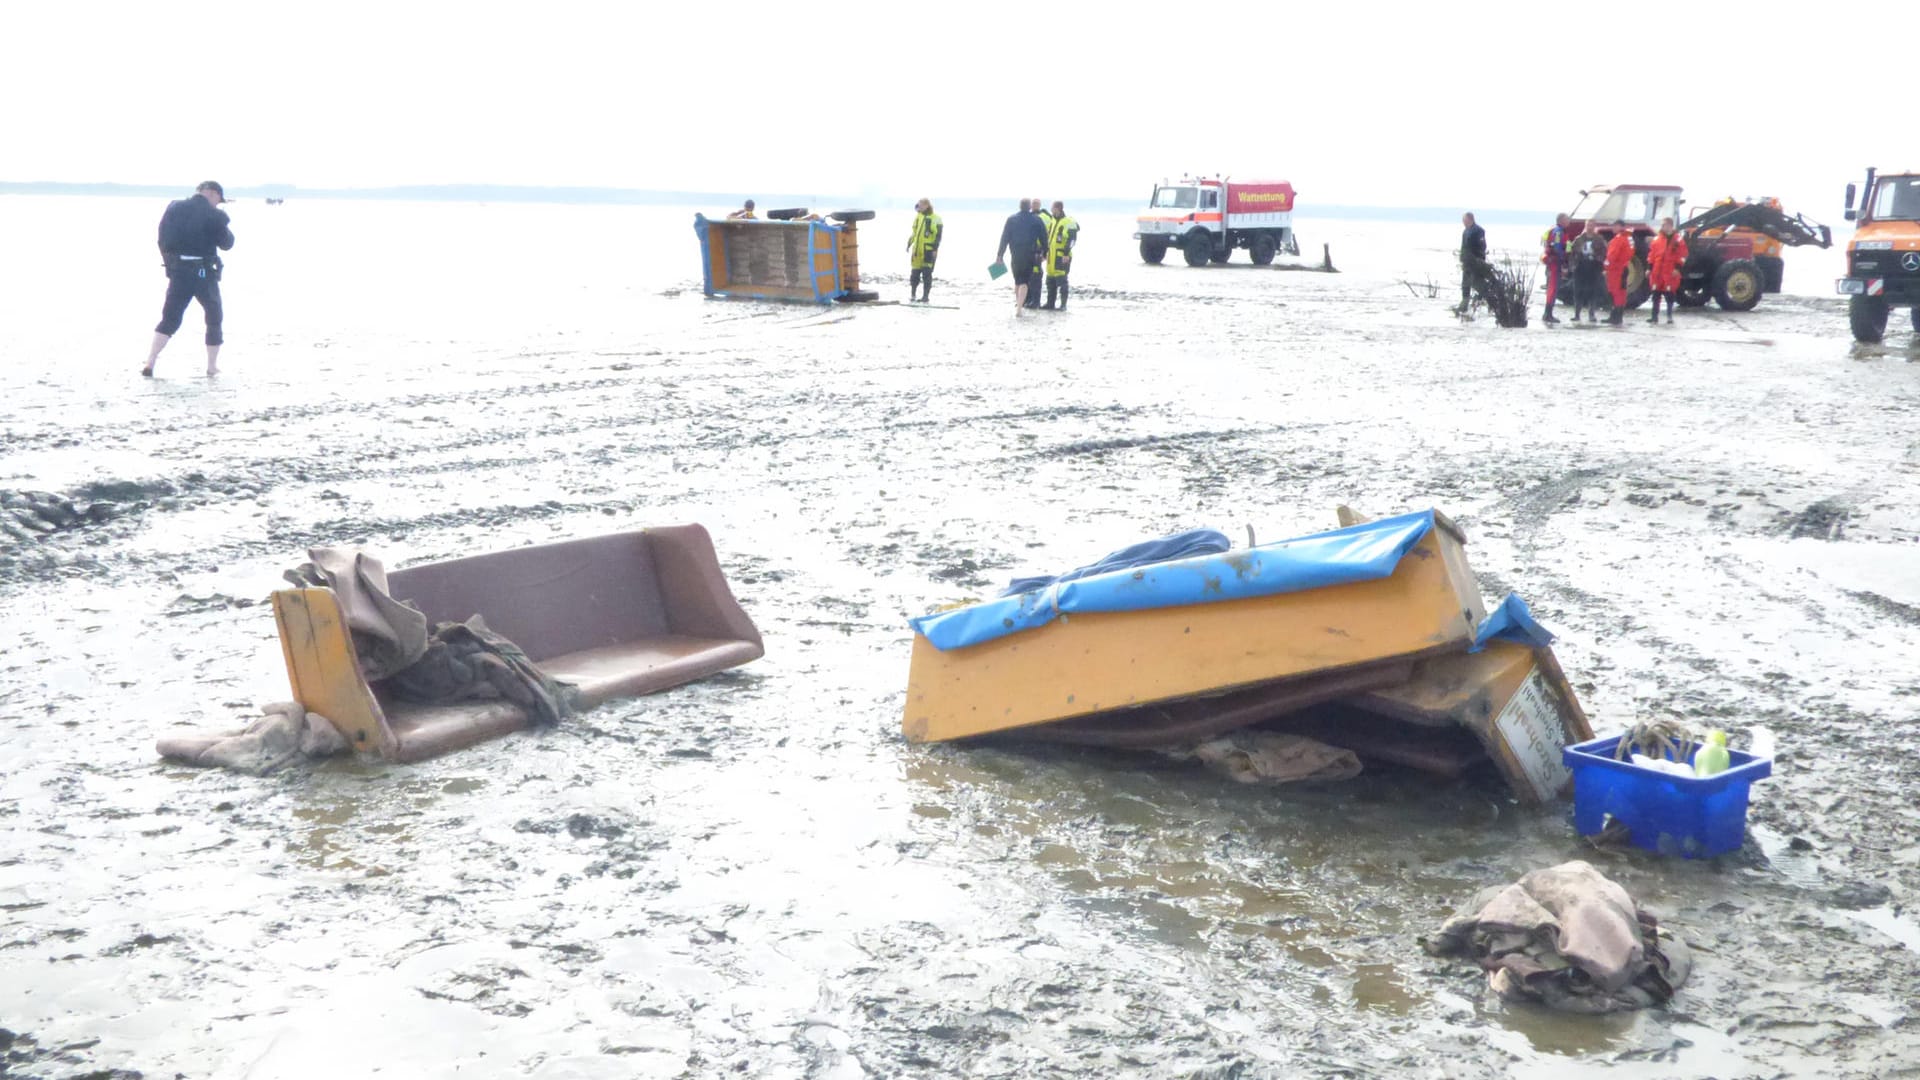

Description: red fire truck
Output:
[1135,177,1299,266]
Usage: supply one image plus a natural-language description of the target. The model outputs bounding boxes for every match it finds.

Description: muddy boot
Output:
[1608,306,1624,326]
[1543,304,1559,324]
[1649,301,1660,324]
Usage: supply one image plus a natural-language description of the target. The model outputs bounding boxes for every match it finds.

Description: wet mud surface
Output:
[4,204,1920,1077]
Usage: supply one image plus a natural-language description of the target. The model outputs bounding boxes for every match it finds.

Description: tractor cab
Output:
[1567,184,1684,239]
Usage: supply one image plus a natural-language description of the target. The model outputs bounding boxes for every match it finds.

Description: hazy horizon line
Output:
[0,180,1557,224]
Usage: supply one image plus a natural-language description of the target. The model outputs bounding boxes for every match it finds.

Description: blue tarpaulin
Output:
[999,528,1233,597]
[1471,593,1556,652]
[911,510,1439,652]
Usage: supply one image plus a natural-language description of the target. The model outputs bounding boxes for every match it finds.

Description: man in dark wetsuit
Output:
[144,181,234,377]
[996,198,1049,316]
[1456,211,1488,314]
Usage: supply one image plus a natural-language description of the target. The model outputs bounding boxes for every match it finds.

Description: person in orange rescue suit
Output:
[1645,217,1687,324]
[906,198,942,302]
[1603,225,1635,325]
[1539,213,1569,324]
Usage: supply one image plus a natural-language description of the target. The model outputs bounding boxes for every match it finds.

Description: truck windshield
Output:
[1870,176,1920,221]
[1152,186,1199,209]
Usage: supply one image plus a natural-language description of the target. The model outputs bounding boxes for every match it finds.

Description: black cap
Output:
[196,180,227,200]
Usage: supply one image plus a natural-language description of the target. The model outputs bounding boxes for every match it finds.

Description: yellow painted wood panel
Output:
[272,588,391,755]
[904,529,1482,742]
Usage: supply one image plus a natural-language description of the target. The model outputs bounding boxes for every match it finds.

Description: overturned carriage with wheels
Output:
[694,207,880,303]
[1135,176,1300,266]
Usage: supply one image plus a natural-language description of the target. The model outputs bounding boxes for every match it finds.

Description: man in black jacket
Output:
[995,198,1049,316]
[1456,211,1488,314]
[144,181,235,377]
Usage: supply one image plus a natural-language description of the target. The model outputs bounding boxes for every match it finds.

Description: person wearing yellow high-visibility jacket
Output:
[906,198,942,303]
[1043,201,1079,311]
[1027,196,1052,308]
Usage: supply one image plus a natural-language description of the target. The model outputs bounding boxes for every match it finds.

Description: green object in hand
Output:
[1693,730,1731,777]
[988,261,1008,280]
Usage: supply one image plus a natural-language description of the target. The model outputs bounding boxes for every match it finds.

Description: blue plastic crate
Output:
[1562,734,1773,858]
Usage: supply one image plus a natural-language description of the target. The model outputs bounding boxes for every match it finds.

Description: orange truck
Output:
[1837,168,1920,343]
[1135,176,1298,267]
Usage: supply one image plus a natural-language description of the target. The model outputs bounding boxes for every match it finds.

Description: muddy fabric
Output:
[284,547,428,680]
[1179,732,1363,784]
[381,614,574,728]
[156,701,351,775]
[1425,860,1691,1013]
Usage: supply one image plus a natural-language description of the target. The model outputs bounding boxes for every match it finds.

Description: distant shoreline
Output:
[0,181,1555,225]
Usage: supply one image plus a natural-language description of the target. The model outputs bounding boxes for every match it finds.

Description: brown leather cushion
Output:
[543,637,764,707]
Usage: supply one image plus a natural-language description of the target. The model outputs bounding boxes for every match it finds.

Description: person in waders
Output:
[1569,226,1608,323]
[1645,217,1687,324]
[144,181,234,377]
[1539,213,1569,324]
[906,198,942,303]
[1043,201,1078,310]
[1604,225,1635,325]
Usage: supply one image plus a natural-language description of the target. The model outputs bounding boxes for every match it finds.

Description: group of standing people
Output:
[994,198,1079,315]
[1460,211,1692,326]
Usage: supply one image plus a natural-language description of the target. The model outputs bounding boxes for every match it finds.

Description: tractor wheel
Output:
[1140,238,1168,265]
[1676,282,1711,308]
[766,208,810,221]
[1182,232,1213,267]
[1848,296,1888,343]
[1210,247,1233,265]
[1249,234,1277,265]
[1712,260,1764,312]
[1625,258,1652,309]
[828,209,876,223]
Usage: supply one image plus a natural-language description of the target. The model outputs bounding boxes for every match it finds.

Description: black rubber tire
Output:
[1676,281,1711,308]
[1249,234,1277,265]
[1712,260,1764,312]
[1182,232,1213,267]
[766,208,810,221]
[1210,248,1232,265]
[1849,295,1888,343]
[1140,238,1168,264]
[835,289,880,303]
[1625,258,1653,309]
[1913,304,1920,335]
[828,209,875,223]
[1757,255,1785,293]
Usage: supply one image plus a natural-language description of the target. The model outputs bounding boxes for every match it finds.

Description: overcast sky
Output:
[5,0,1914,214]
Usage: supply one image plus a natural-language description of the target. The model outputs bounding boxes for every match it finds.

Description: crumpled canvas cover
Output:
[1426,860,1691,1013]
[999,528,1233,597]
[156,701,351,775]
[288,547,429,680]
[1472,593,1556,652]
[911,510,1438,651]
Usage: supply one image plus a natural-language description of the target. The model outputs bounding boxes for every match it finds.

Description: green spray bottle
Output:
[1693,730,1731,777]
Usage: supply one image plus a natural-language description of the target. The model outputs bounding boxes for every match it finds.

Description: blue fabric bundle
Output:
[998,528,1233,597]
